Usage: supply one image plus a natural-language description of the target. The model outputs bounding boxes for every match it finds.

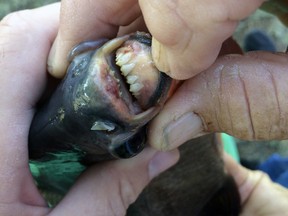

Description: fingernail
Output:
[47,37,66,78]
[47,37,58,75]
[148,149,179,179]
[162,112,205,150]
[151,38,170,73]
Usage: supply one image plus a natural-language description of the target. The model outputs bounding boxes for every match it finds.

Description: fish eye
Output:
[111,127,146,159]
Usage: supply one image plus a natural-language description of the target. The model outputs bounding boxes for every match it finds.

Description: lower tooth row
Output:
[130,83,144,93]
[127,75,138,84]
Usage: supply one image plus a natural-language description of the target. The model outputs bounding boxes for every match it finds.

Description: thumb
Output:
[49,148,179,215]
[148,51,288,150]
[224,153,288,215]
[139,0,264,80]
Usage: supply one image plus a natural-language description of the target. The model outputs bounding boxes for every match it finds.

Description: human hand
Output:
[148,48,288,150]
[0,4,179,215]
[224,153,288,215]
[47,0,265,79]
[45,0,288,145]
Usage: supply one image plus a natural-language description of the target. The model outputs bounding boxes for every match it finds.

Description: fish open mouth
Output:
[114,33,161,110]
[84,32,171,119]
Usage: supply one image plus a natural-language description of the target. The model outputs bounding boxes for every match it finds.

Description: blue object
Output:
[244,29,276,52]
[258,154,288,188]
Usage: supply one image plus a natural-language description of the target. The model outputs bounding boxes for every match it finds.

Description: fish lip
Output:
[87,35,143,121]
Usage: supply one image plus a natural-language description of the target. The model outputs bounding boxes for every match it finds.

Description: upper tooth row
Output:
[121,63,135,76]
[127,75,138,84]
[116,50,144,94]
[116,52,132,66]
[130,83,144,94]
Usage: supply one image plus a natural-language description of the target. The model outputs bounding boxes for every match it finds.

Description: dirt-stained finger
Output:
[149,51,288,150]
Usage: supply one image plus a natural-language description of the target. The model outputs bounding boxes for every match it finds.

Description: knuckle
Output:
[253,170,271,182]
[104,165,142,214]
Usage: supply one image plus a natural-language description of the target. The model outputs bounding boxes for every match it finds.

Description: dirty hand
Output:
[0,4,179,216]
[224,154,288,215]
[148,10,288,151]
[47,0,265,79]
[148,49,288,150]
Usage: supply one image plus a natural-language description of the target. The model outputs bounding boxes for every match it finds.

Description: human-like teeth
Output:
[109,70,115,77]
[116,52,132,66]
[129,83,144,93]
[126,75,138,84]
[121,63,135,76]
[116,52,124,61]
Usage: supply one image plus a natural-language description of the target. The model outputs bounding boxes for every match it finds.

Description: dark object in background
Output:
[244,29,276,52]
[240,158,259,170]
[127,135,241,216]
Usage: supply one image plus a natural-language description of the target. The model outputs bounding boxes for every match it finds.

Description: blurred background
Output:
[0,0,58,18]
[1,0,288,172]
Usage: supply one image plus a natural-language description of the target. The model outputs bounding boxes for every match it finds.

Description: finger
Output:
[117,15,148,36]
[139,0,265,79]
[148,51,288,150]
[223,153,261,204]
[49,148,179,215]
[224,153,288,214]
[0,3,59,208]
[48,0,142,78]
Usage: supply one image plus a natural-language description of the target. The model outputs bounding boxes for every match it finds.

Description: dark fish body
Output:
[28,32,241,214]
[29,32,173,194]
[29,32,172,164]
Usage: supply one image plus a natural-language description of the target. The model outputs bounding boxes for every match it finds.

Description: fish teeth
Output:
[129,83,144,93]
[120,63,135,76]
[91,121,115,131]
[116,52,124,61]
[126,75,138,84]
[133,92,140,96]
[116,52,132,66]
[109,70,115,77]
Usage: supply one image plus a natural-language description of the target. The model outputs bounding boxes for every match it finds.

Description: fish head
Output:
[66,32,175,159]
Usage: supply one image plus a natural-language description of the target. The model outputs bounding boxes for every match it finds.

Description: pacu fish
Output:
[28,32,240,214]
[29,32,173,163]
[29,31,175,193]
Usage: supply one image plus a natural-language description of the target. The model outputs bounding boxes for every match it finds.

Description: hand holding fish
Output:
[0,4,179,215]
